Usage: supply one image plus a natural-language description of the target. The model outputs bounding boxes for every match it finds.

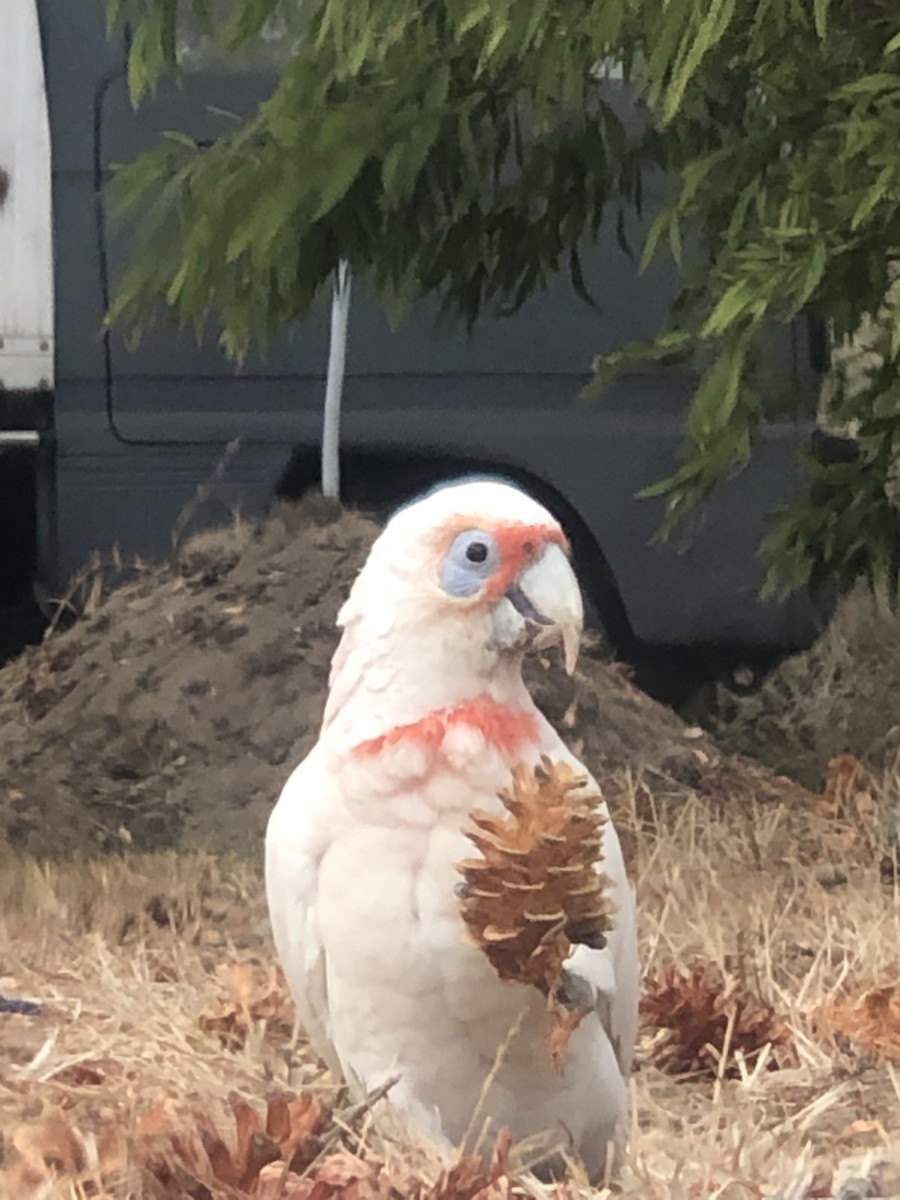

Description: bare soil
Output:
[0,496,803,861]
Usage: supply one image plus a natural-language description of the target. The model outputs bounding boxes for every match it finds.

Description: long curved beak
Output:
[501,541,583,674]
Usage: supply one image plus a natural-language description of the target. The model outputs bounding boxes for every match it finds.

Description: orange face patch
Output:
[483,522,568,602]
[353,693,539,759]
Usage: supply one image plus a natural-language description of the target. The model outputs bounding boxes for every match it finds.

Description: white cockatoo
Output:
[265,479,638,1179]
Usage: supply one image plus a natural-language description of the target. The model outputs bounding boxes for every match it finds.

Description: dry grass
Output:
[2,775,899,1200]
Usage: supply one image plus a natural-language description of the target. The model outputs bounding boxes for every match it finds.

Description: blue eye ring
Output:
[439,529,500,597]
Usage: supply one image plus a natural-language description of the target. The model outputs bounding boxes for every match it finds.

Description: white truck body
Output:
[0,0,54,398]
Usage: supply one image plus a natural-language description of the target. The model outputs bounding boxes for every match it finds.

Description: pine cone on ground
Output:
[457,757,616,999]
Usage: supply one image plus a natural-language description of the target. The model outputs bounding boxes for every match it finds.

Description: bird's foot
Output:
[553,968,594,1014]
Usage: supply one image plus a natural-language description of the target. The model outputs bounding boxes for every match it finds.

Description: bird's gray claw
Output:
[554,968,594,1014]
[564,918,607,949]
[579,931,608,950]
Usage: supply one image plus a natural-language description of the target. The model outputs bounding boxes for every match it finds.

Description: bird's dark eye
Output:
[466,541,489,564]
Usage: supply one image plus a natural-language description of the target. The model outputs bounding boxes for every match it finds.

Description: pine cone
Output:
[457,757,616,999]
[641,962,795,1077]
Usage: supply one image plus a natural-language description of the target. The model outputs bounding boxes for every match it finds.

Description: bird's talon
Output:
[580,931,608,950]
[554,968,594,1014]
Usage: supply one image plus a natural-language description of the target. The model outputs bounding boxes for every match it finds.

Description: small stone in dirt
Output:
[815,864,849,890]
[0,996,41,1015]
[870,1158,900,1197]
[144,894,177,929]
[182,678,213,698]
[731,664,755,688]
[835,1177,877,1200]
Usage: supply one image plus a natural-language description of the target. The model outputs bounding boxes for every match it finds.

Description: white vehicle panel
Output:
[0,0,54,393]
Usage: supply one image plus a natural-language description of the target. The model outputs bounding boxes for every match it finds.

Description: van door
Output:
[95,22,333,443]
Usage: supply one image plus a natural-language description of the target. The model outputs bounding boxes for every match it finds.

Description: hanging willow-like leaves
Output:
[106,0,651,354]
[107,0,900,595]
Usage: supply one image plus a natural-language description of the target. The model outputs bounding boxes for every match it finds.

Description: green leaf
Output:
[703,281,754,336]
[850,166,894,230]
[813,0,829,39]
[839,73,900,97]
[797,240,827,306]
[663,0,738,122]
[160,130,198,149]
[640,209,671,271]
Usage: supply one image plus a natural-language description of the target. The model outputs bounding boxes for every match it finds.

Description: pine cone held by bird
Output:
[457,757,617,1002]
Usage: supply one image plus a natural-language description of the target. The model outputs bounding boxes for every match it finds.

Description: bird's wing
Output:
[596,811,640,1075]
[322,594,398,733]
[265,745,340,1076]
[551,748,640,1077]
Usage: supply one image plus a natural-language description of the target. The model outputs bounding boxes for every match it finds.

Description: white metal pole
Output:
[321,260,351,500]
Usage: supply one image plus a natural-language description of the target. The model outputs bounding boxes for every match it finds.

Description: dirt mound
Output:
[0,497,807,859]
[710,588,900,788]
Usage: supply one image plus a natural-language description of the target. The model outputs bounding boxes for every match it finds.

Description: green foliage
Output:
[587,0,900,596]
[762,311,900,604]
[106,0,648,359]
[107,0,900,596]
